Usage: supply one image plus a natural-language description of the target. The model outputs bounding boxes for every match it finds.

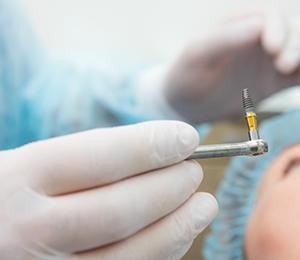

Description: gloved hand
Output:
[159,9,300,123]
[0,120,218,260]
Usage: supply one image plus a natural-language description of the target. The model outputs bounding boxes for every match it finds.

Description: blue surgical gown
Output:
[0,0,157,150]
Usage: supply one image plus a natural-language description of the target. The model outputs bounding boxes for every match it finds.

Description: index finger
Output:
[14,121,199,195]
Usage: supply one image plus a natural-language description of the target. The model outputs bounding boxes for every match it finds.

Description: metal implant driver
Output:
[187,88,268,160]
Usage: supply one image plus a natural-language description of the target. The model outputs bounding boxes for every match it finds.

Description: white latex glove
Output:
[138,9,300,123]
[0,121,218,260]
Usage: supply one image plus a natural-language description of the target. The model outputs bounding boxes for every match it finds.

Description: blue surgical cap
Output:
[204,110,300,260]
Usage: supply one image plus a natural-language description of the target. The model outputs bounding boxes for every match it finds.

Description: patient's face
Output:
[245,143,300,260]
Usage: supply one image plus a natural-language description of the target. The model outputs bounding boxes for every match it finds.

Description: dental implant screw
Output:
[242,88,260,140]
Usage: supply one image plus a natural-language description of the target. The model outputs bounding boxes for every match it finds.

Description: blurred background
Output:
[22,0,300,63]
[20,0,300,259]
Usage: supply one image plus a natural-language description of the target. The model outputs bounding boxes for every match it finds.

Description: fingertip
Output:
[263,40,283,56]
[275,54,299,75]
[262,27,284,55]
[195,192,219,217]
[176,121,200,154]
[183,160,204,191]
[189,192,219,232]
[142,121,200,169]
[262,8,286,56]
[274,17,300,75]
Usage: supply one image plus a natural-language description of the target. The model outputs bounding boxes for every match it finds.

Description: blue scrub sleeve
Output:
[0,0,156,149]
[0,0,43,149]
[0,0,209,150]
[23,62,156,143]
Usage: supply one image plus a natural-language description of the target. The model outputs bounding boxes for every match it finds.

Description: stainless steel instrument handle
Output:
[188,139,268,160]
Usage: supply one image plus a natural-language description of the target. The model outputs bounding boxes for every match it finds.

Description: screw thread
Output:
[242,88,254,112]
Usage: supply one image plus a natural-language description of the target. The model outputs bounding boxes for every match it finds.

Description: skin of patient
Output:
[245,143,300,260]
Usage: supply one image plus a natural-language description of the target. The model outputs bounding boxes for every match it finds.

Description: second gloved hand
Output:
[142,9,300,123]
[0,120,218,260]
